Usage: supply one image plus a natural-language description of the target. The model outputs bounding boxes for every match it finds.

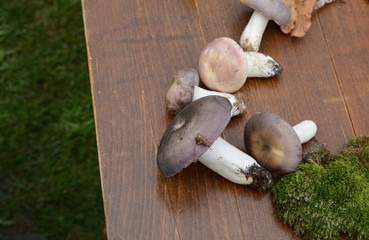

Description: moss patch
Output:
[272,136,369,240]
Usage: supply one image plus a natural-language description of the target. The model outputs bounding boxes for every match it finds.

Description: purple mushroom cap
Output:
[166,68,200,115]
[157,95,232,177]
[244,112,302,178]
[240,0,291,25]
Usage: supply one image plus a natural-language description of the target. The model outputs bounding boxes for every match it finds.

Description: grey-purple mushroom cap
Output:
[166,68,200,115]
[240,0,291,25]
[244,112,302,178]
[157,95,232,177]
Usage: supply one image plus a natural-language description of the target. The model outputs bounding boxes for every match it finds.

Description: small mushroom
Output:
[244,112,318,178]
[158,96,273,191]
[198,37,282,93]
[239,0,336,51]
[165,68,200,115]
[166,68,246,116]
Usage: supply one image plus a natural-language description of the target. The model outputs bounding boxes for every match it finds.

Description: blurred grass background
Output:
[0,0,106,239]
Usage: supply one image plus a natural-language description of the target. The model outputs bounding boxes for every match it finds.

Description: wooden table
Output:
[82,0,369,239]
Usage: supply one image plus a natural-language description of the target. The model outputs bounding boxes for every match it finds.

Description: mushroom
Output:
[198,37,282,93]
[243,112,318,178]
[166,68,246,116]
[239,0,336,51]
[158,96,273,191]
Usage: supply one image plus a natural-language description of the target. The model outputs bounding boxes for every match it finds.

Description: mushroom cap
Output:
[240,0,291,25]
[198,37,248,93]
[244,112,302,178]
[157,95,232,177]
[166,68,200,115]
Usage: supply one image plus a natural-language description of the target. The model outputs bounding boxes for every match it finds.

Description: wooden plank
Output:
[318,0,369,136]
[81,0,198,239]
[82,0,368,239]
[82,0,247,239]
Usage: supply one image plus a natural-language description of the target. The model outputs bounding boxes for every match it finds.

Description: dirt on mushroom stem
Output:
[242,163,274,191]
[232,92,247,115]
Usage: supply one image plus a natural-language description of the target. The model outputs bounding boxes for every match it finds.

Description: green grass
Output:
[0,0,105,239]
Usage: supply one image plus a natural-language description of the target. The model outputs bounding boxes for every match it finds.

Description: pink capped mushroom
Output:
[239,0,336,51]
[198,37,282,93]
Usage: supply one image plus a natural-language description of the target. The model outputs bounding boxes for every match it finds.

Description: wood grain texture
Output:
[318,0,369,136]
[81,0,369,239]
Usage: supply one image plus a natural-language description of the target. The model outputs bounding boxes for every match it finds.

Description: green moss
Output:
[272,136,369,240]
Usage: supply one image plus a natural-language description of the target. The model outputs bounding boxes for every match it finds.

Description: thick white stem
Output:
[293,120,318,144]
[240,11,269,52]
[198,137,265,185]
[192,86,246,117]
[244,52,282,78]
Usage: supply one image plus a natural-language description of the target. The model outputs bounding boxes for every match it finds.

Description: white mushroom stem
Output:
[293,120,318,144]
[198,120,318,185]
[240,11,269,52]
[192,86,246,117]
[240,0,335,52]
[198,137,269,186]
[244,51,282,78]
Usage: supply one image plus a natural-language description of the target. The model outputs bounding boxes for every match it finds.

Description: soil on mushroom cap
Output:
[195,134,211,147]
